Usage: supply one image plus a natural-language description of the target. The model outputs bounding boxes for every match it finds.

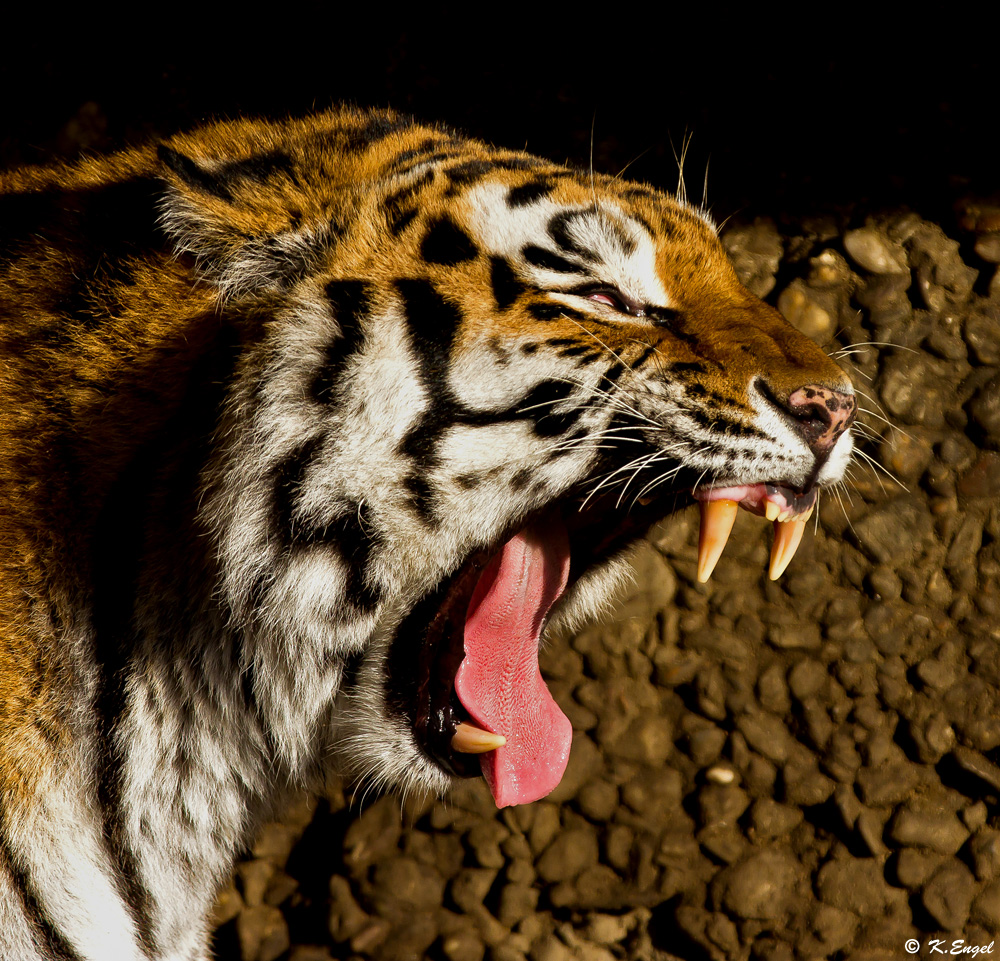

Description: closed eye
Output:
[588,290,635,312]
[555,283,680,327]
[575,284,645,317]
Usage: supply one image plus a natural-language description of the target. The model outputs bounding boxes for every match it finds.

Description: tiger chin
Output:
[0,106,855,959]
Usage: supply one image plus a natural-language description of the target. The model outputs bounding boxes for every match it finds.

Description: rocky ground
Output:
[209,205,1000,961]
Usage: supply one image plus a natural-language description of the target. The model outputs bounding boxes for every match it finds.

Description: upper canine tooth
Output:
[451,722,507,754]
[697,499,739,583]
[768,518,807,580]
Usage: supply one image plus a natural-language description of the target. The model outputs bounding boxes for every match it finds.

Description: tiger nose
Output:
[786,384,857,454]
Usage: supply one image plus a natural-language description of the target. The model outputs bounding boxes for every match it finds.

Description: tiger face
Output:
[0,107,854,956]
[155,109,854,807]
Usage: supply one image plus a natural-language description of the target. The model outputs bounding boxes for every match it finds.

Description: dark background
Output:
[1,17,990,222]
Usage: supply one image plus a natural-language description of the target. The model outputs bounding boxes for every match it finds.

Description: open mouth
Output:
[385,478,818,808]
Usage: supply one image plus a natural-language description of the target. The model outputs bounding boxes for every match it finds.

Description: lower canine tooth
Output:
[697,498,739,583]
[769,518,806,580]
[451,722,506,754]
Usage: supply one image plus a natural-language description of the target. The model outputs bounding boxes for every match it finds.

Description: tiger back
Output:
[0,107,855,959]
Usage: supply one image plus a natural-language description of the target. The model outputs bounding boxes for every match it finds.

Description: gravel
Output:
[207,201,1000,961]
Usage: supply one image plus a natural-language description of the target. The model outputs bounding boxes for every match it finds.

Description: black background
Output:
[2,15,991,222]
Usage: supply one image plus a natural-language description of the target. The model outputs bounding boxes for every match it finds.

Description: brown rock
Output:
[548,734,603,802]
[970,828,1000,881]
[778,281,837,344]
[893,849,945,890]
[238,859,276,908]
[698,783,750,829]
[736,710,795,763]
[369,857,445,915]
[466,820,509,869]
[343,796,402,869]
[802,903,859,956]
[576,780,618,822]
[815,857,901,916]
[844,226,908,274]
[212,882,243,928]
[440,926,486,961]
[922,862,976,931]
[969,372,1000,449]
[971,879,1000,931]
[237,904,290,961]
[722,218,783,298]
[449,868,499,914]
[782,754,835,807]
[856,762,920,806]
[712,849,801,920]
[497,884,539,927]
[887,800,970,854]
[536,829,599,883]
[328,876,369,943]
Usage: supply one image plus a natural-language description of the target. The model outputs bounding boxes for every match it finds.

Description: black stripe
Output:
[311,279,373,403]
[685,406,767,439]
[88,320,248,958]
[0,816,85,960]
[214,150,295,189]
[507,179,556,207]
[523,245,579,274]
[608,219,637,256]
[314,504,382,611]
[557,344,597,359]
[630,344,658,370]
[420,216,479,266]
[489,257,526,310]
[341,113,413,152]
[515,379,584,437]
[384,170,434,235]
[443,156,542,189]
[671,361,708,375]
[621,186,659,201]
[271,436,325,547]
[396,279,462,388]
[0,176,167,331]
[597,362,626,395]
[388,137,455,174]
[389,208,418,236]
[340,651,365,691]
[526,301,588,323]
[394,279,465,523]
[547,210,596,261]
[402,473,437,524]
[159,145,233,201]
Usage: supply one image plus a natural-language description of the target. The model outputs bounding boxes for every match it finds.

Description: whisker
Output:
[853,447,908,493]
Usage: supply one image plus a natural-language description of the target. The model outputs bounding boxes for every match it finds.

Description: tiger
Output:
[0,106,856,960]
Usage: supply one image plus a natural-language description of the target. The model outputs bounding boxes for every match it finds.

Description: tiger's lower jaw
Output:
[383,478,822,808]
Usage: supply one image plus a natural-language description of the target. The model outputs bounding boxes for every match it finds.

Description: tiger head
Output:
[160,109,855,807]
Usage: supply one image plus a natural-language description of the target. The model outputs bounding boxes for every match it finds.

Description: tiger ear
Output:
[157,144,321,301]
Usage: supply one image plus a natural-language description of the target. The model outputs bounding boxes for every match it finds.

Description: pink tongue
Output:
[454,516,572,807]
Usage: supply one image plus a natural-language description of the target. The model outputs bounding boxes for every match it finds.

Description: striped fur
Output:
[0,107,854,959]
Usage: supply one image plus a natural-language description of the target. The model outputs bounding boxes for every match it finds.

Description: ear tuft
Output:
[158,144,235,201]
[157,143,325,301]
